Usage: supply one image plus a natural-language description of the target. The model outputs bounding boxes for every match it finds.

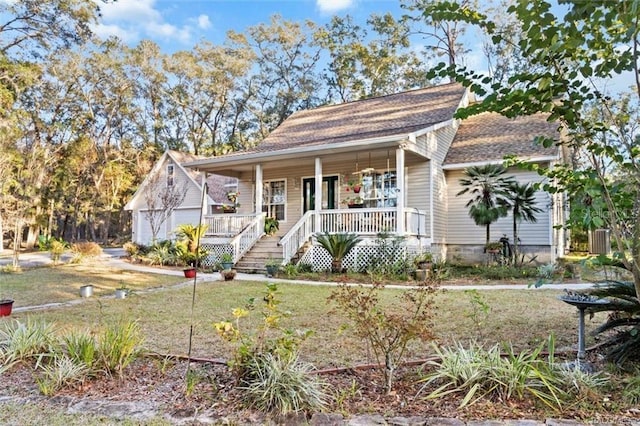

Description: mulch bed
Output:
[2,355,639,424]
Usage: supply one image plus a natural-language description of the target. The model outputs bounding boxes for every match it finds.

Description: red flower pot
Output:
[183,268,196,278]
[0,299,14,317]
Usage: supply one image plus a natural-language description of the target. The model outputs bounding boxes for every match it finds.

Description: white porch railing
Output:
[319,208,398,235]
[203,214,256,237]
[279,208,428,264]
[229,213,266,263]
[279,210,316,265]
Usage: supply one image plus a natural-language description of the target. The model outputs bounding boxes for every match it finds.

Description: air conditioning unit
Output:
[589,229,611,255]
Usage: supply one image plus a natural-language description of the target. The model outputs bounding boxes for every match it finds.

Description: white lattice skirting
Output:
[299,243,418,272]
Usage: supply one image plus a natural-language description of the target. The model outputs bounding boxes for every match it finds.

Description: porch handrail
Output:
[319,207,397,235]
[279,210,316,264]
[203,214,256,237]
[229,213,266,263]
[404,208,428,237]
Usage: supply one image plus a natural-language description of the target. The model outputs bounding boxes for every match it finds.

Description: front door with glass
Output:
[302,176,338,213]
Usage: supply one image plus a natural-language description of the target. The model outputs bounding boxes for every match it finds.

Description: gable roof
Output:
[124,150,237,210]
[224,83,467,157]
[443,112,559,168]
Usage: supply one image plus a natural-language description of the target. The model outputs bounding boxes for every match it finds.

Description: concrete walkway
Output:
[5,248,595,316]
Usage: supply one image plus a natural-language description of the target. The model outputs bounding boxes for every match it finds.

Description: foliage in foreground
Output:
[329,279,437,394]
[419,338,608,411]
[239,352,328,415]
[0,319,143,396]
[580,281,640,365]
[213,283,326,415]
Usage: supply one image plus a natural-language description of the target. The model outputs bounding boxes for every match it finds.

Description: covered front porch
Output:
[200,206,428,267]
[188,144,434,268]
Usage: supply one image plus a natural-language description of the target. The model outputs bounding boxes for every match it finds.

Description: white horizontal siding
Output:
[432,126,458,243]
[445,168,551,245]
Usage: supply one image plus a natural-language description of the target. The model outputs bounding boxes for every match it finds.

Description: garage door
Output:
[172,209,202,231]
[137,211,167,245]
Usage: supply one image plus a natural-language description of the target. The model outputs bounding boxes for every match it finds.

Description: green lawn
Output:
[0,262,185,307]
[4,274,604,368]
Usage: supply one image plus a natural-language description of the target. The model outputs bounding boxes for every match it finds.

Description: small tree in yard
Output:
[142,171,187,243]
[457,164,514,246]
[507,182,542,263]
[428,0,640,361]
[329,280,437,394]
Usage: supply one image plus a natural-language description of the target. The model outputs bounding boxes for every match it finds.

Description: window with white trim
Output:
[362,171,397,207]
[262,180,286,221]
[167,164,175,187]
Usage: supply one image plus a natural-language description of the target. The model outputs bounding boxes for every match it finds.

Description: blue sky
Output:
[93,0,404,51]
[92,0,634,95]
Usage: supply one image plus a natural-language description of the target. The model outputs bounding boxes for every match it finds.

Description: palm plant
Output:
[315,232,361,273]
[174,224,208,254]
[580,281,640,365]
[457,165,515,246]
[507,182,542,262]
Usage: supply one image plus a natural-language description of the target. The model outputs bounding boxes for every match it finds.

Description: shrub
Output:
[578,281,640,365]
[97,320,143,377]
[419,339,567,410]
[315,232,361,273]
[146,241,179,266]
[214,283,322,415]
[123,241,140,257]
[329,280,437,394]
[240,352,327,414]
[62,329,98,371]
[50,240,67,264]
[0,319,57,363]
[36,355,89,396]
[70,242,103,263]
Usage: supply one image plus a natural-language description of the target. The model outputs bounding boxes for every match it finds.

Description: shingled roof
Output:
[236,83,467,155]
[443,112,559,166]
[168,150,236,203]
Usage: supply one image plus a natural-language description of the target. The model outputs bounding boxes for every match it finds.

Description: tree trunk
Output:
[12,221,21,268]
[0,213,4,253]
[26,224,39,249]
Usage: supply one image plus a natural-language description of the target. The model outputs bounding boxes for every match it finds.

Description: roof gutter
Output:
[442,154,560,170]
[184,133,411,169]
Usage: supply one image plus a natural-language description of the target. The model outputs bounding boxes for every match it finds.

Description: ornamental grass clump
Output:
[419,338,574,410]
[214,283,326,415]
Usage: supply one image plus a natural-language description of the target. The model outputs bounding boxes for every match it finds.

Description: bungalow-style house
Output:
[179,83,566,271]
[124,150,237,245]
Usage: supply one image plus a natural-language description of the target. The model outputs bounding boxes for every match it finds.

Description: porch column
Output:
[396,148,405,235]
[314,157,322,232]
[201,172,208,218]
[255,164,263,214]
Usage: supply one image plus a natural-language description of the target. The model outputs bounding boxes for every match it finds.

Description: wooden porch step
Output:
[234,234,282,273]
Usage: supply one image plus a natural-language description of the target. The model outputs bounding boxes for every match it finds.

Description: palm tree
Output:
[315,232,362,273]
[507,182,542,262]
[457,165,514,246]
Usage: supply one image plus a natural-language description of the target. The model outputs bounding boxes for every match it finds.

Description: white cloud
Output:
[197,15,212,30]
[316,0,355,14]
[92,23,139,43]
[99,0,161,23]
[92,0,201,46]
